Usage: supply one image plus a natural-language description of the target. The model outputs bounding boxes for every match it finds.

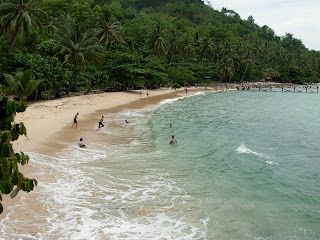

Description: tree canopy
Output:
[0,0,319,98]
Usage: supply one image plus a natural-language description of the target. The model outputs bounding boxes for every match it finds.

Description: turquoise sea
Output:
[1,91,320,239]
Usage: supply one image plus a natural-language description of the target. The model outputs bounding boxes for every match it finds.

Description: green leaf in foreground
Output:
[0,94,37,214]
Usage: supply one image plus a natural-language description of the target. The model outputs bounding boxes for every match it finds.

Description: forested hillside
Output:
[1,0,319,99]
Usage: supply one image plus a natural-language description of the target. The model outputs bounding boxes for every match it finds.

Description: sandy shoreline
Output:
[1,87,222,222]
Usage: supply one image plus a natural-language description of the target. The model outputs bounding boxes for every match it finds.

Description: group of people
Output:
[73,112,131,148]
[73,90,180,149]
[139,89,149,97]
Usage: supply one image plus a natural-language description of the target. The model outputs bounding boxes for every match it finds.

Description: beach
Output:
[0,87,215,223]
[1,87,320,239]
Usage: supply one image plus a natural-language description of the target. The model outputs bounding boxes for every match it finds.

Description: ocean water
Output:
[1,91,320,239]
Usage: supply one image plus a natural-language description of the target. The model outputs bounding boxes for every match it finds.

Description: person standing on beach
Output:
[185,87,188,94]
[72,113,79,128]
[169,135,177,144]
[139,90,142,96]
[98,116,104,129]
[147,90,149,97]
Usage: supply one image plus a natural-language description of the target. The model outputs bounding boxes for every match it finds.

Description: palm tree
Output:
[210,41,223,62]
[200,36,213,61]
[167,29,181,65]
[0,0,47,54]
[148,22,167,58]
[3,69,41,101]
[221,40,234,57]
[241,54,254,82]
[96,14,123,49]
[52,15,103,92]
[110,35,128,53]
[262,68,280,80]
[216,56,235,82]
[181,34,194,61]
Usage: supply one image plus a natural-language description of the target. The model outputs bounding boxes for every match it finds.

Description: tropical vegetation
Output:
[0,0,319,99]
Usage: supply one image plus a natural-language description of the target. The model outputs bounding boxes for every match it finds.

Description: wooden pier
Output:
[238,84,319,93]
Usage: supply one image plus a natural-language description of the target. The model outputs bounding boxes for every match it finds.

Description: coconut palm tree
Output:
[3,70,41,101]
[216,56,235,82]
[110,35,128,53]
[241,54,254,82]
[0,0,47,54]
[167,29,181,65]
[52,15,103,92]
[200,36,213,60]
[181,34,194,61]
[221,40,234,58]
[96,14,123,49]
[148,22,167,58]
[262,68,280,80]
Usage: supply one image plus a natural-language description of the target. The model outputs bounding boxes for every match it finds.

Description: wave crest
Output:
[236,143,270,158]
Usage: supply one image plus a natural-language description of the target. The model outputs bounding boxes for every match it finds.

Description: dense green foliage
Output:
[0,93,37,214]
[1,0,319,99]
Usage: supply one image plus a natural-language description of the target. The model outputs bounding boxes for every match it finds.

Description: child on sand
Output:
[78,138,87,148]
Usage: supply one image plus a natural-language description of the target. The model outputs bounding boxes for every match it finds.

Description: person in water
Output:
[78,138,87,148]
[170,124,172,128]
[169,135,177,144]
[125,120,130,124]
[98,116,104,129]
[72,113,79,128]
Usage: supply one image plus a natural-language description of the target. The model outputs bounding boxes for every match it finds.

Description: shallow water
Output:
[1,91,320,239]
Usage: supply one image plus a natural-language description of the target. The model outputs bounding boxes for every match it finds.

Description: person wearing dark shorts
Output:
[98,116,104,129]
[78,138,87,148]
[72,113,79,128]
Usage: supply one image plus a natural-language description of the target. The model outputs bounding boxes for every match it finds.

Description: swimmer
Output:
[169,135,177,144]
[125,120,130,124]
[170,124,172,128]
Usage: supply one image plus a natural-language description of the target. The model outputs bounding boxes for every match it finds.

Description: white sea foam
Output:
[266,160,279,166]
[236,143,270,158]
[1,145,206,239]
[159,91,206,106]
[194,92,206,96]
[159,96,186,105]
[120,110,145,117]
